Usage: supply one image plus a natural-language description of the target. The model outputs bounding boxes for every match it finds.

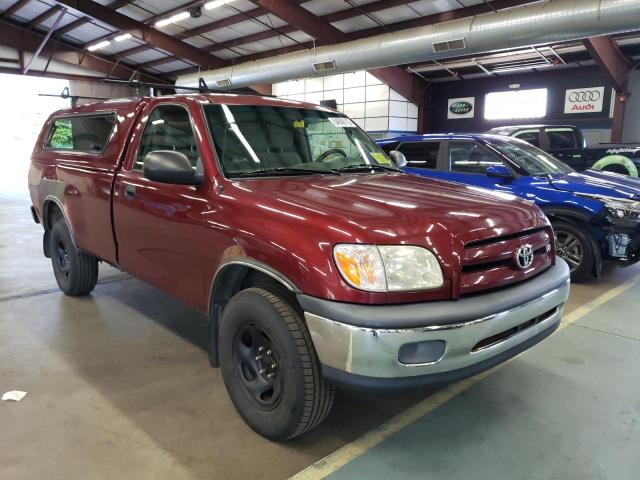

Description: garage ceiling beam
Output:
[53,0,226,69]
[84,0,204,53]
[0,18,166,84]
[176,6,270,40]
[168,0,537,76]
[583,36,632,93]
[32,1,129,38]
[240,0,426,111]
[2,0,32,18]
[206,0,535,55]
[583,35,632,143]
[54,17,90,36]
[27,5,65,28]
[23,7,67,74]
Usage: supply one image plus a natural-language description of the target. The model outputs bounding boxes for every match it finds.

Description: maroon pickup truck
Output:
[29,94,570,439]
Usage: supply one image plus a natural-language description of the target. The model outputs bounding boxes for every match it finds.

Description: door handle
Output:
[124,185,136,199]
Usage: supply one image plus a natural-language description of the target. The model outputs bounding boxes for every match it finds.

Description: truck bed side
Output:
[29,100,145,264]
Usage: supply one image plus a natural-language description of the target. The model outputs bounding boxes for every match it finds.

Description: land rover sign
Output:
[448,97,475,119]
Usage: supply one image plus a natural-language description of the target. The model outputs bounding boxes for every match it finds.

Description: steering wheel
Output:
[316,148,348,162]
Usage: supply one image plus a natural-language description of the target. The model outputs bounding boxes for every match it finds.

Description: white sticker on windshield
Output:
[328,117,357,128]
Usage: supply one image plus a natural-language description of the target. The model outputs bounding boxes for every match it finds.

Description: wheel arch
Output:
[542,207,602,278]
[41,197,77,258]
[206,259,301,367]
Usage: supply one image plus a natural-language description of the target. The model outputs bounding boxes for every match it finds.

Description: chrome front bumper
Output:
[302,262,570,381]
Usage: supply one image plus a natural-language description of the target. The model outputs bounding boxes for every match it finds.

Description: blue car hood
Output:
[548,170,640,200]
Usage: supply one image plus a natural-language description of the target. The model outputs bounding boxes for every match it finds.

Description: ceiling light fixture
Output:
[87,40,111,51]
[114,33,132,42]
[155,10,190,28]
[204,0,234,10]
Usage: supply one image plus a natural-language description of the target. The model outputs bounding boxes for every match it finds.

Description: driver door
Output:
[112,101,215,310]
[445,141,520,195]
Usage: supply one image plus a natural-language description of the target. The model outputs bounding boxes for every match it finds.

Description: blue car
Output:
[378,134,640,280]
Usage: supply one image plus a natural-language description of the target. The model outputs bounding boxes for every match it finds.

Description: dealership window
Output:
[484,88,548,120]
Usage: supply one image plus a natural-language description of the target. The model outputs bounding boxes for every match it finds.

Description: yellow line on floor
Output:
[291,277,639,480]
[558,278,637,328]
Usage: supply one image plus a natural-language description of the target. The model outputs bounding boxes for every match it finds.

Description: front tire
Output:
[219,287,334,440]
[50,220,99,296]
[552,221,595,281]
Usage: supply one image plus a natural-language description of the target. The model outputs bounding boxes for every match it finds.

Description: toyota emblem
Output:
[515,244,534,269]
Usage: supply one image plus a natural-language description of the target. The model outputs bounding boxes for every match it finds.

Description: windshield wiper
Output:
[335,163,400,173]
[237,167,340,177]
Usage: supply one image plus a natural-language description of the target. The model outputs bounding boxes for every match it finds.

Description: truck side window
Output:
[513,129,540,147]
[46,114,115,152]
[449,141,504,174]
[546,128,578,149]
[135,105,199,170]
[397,142,440,169]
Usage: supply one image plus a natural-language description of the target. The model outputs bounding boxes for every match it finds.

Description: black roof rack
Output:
[39,87,108,107]
[103,71,273,97]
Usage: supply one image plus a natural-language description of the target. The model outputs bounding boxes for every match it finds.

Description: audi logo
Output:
[569,90,601,102]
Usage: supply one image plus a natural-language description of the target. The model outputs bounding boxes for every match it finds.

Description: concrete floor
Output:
[1,190,639,480]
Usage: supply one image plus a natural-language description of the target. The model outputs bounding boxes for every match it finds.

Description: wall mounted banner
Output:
[448,97,475,119]
[564,87,605,114]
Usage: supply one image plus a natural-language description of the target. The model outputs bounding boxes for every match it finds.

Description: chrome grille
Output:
[460,227,554,295]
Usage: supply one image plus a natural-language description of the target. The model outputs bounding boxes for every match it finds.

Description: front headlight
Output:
[577,194,640,221]
[333,244,444,292]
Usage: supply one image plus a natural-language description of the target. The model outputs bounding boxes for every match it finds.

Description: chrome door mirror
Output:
[389,150,408,168]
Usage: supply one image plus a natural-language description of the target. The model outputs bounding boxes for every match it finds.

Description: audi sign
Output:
[564,87,605,114]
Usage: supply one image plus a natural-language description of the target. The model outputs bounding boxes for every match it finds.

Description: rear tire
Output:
[50,220,99,296]
[219,287,334,440]
[552,221,595,281]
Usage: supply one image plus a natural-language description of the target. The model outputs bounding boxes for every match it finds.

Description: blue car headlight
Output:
[577,193,640,222]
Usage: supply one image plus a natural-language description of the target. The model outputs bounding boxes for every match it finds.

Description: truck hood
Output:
[236,173,547,245]
[547,170,640,200]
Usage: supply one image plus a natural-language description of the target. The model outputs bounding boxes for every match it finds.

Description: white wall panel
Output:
[344,86,366,103]
[344,71,366,88]
[343,103,366,118]
[272,70,418,134]
[323,89,344,104]
[305,77,324,93]
[365,72,383,86]
[366,84,390,101]
[324,74,343,90]
[366,100,389,117]
[389,101,408,117]
[408,103,419,119]
[389,117,408,132]
[305,91,323,105]
[365,117,389,131]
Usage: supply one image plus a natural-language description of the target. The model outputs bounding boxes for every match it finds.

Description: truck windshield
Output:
[203,104,395,178]
[485,138,575,176]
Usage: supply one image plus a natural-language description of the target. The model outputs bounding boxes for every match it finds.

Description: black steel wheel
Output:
[552,220,595,281]
[50,220,99,296]
[219,287,334,440]
[232,323,284,410]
